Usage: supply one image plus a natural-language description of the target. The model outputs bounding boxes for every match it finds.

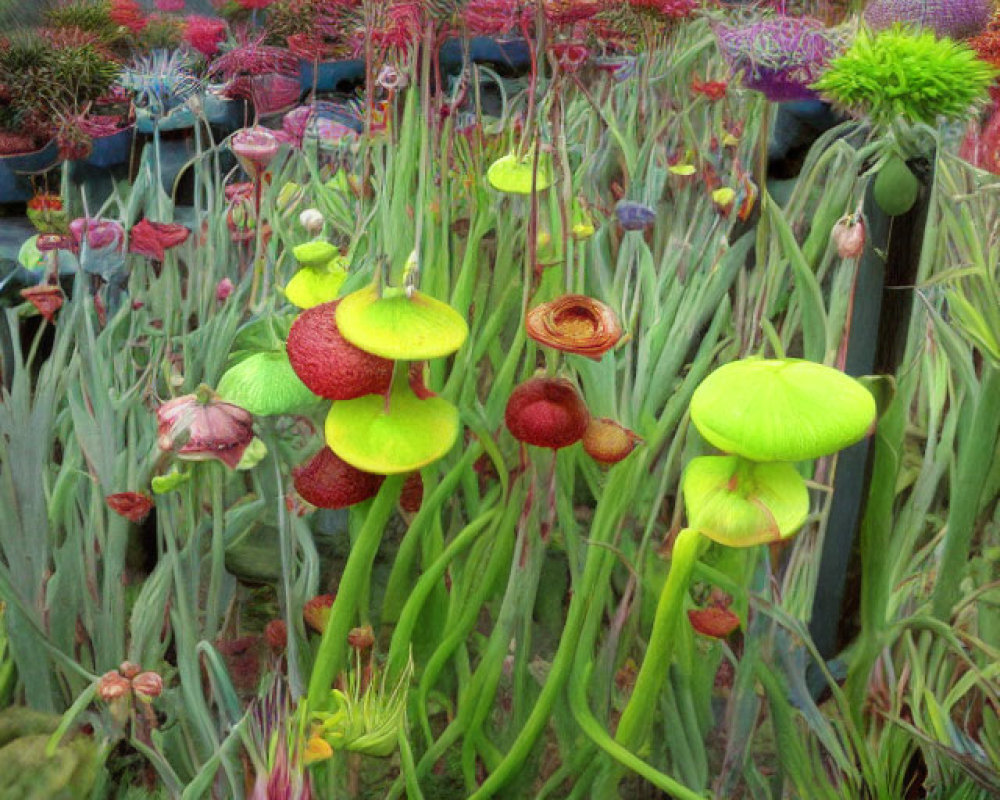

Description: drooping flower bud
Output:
[582,418,641,464]
[832,214,866,259]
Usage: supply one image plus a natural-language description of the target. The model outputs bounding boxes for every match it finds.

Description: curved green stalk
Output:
[593,526,703,797]
[306,476,404,711]
[386,501,501,679]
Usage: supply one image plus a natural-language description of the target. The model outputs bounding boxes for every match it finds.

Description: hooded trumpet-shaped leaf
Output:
[324,380,460,474]
[216,350,318,416]
[681,455,810,547]
[487,152,554,194]
[690,358,876,462]
[335,285,468,361]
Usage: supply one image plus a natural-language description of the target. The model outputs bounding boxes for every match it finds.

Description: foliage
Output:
[812,25,997,126]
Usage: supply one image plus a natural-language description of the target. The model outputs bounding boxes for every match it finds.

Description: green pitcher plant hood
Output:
[335,285,469,361]
[216,350,318,417]
[324,380,460,474]
[689,358,877,462]
[487,152,554,194]
[682,455,810,547]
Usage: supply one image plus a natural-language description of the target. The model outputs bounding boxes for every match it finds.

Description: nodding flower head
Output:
[120,50,202,119]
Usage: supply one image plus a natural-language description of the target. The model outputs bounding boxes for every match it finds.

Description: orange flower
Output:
[525,295,622,361]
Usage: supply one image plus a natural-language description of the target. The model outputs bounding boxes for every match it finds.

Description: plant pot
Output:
[83,126,135,169]
[136,104,196,134]
[438,36,532,73]
[299,59,366,93]
[0,142,60,204]
[204,90,246,130]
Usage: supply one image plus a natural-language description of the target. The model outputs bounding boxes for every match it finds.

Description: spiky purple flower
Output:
[714,15,844,102]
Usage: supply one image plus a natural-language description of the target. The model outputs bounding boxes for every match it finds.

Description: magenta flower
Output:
[70,218,126,251]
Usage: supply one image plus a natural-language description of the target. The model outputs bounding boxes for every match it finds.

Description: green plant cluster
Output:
[812,25,997,126]
[0,31,120,132]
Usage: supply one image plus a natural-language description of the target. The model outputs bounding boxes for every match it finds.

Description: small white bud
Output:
[299,208,325,236]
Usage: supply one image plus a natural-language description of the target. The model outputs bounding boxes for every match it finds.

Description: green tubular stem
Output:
[467,479,634,798]
[593,527,702,796]
[569,662,705,800]
[931,363,1000,620]
[381,445,484,623]
[386,502,501,679]
[306,476,404,711]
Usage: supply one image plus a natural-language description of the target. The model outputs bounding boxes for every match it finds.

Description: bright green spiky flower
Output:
[310,655,413,758]
[812,25,997,127]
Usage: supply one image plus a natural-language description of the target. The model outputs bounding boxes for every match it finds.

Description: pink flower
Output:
[184,15,227,58]
[157,389,255,469]
[234,0,277,8]
[230,126,280,174]
[128,219,190,261]
[216,277,235,302]
[70,218,126,251]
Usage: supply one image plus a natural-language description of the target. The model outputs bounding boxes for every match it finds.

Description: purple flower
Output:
[714,15,842,103]
[865,0,992,40]
[615,201,657,231]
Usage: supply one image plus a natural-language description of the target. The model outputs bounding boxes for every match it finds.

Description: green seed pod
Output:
[873,155,919,216]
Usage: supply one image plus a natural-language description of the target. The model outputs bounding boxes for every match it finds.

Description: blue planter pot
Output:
[439,37,531,71]
[0,141,60,203]
[84,126,134,168]
[299,59,366,92]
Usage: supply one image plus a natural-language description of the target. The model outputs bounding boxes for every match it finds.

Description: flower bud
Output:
[119,661,141,679]
[347,625,375,652]
[98,670,132,702]
[265,619,288,652]
[132,671,164,701]
[832,214,865,259]
[215,277,234,302]
[299,208,325,236]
